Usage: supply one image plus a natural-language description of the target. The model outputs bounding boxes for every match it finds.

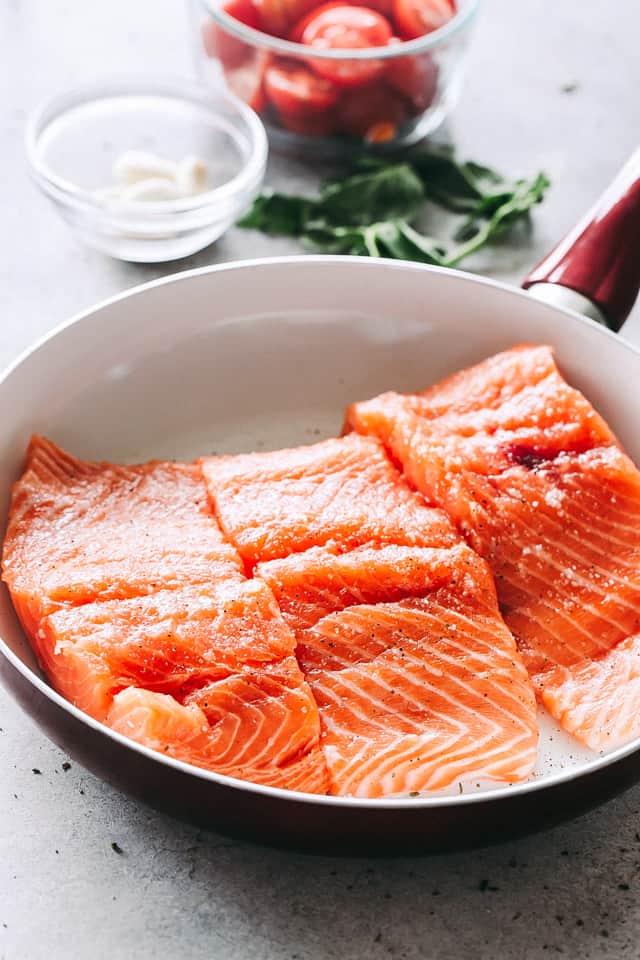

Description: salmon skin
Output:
[347,344,640,752]
[2,437,329,794]
[202,434,537,797]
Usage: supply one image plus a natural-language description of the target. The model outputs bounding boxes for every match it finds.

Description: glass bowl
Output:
[26,77,268,262]
[189,0,479,155]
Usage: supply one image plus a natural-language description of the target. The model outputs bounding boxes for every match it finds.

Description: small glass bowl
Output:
[190,0,479,155]
[26,77,268,262]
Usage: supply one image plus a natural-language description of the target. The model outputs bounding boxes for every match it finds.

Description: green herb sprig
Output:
[238,147,550,268]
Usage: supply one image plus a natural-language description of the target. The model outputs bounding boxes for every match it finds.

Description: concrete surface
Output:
[1,1,640,958]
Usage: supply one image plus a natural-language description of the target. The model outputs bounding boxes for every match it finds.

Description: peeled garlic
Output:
[175,155,210,197]
[120,177,183,202]
[113,151,179,186]
[96,150,211,203]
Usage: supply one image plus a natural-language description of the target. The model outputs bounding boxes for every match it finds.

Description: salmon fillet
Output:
[201,433,459,568]
[202,435,538,796]
[347,344,640,752]
[2,437,329,793]
[3,436,243,640]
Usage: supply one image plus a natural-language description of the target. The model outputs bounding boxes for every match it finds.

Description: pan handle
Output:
[522,147,640,332]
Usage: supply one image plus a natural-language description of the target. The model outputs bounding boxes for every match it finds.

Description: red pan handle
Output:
[522,148,640,331]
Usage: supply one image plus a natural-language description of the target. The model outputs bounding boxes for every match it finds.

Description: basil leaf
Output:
[304,221,370,256]
[237,146,550,271]
[304,219,448,265]
[318,164,425,226]
[237,193,315,236]
[445,173,551,266]
[410,148,494,212]
[374,221,447,265]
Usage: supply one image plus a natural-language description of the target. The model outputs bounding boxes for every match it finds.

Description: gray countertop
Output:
[2,2,640,958]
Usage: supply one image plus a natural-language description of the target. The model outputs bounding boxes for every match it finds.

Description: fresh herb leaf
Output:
[305,219,446,264]
[411,148,502,212]
[304,221,371,256]
[445,172,550,266]
[237,193,313,236]
[384,221,447,265]
[238,146,550,270]
[318,164,425,226]
[238,164,425,235]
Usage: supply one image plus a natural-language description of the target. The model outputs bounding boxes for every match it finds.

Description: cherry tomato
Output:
[289,1,345,41]
[254,0,319,36]
[202,0,262,68]
[362,0,394,15]
[301,5,393,87]
[223,0,262,27]
[385,41,438,112]
[264,58,340,114]
[337,81,407,138]
[223,52,271,112]
[290,0,395,39]
[392,0,455,40]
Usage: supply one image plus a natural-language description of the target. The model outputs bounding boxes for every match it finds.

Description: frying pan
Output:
[1,150,639,855]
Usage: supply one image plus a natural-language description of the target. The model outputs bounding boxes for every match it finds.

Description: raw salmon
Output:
[200,433,459,568]
[3,436,243,641]
[347,344,640,752]
[202,435,538,796]
[2,437,329,793]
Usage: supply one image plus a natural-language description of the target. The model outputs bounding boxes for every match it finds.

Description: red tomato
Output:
[223,52,271,112]
[301,5,393,87]
[254,0,319,36]
[278,108,338,136]
[385,42,438,112]
[362,0,394,15]
[392,0,455,40]
[223,0,262,27]
[264,58,340,114]
[337,81,407,138]
[289,1,345,41]
[290,0,395,39]
[201,0,261,68]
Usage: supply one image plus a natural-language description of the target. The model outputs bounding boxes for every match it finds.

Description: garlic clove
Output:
[175,155,210,197]
[113,151,179,186]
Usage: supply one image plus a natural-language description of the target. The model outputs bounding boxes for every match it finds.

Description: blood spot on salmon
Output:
[506,444,559,470]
